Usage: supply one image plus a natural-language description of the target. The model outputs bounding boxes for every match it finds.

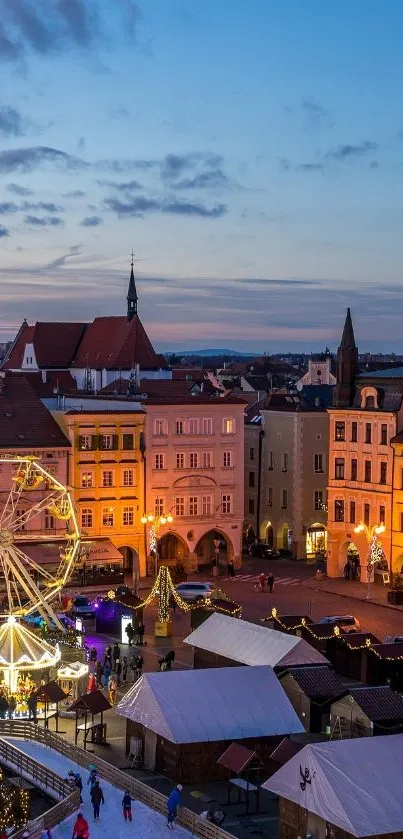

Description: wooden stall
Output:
[68,690,111,749]
[299,622,344,663]
[363,643,403,690]
[279,666,344,733]
[330,685,403,737]
[35,681,67,731]
[331,633,380,680]
[268,612,313,636]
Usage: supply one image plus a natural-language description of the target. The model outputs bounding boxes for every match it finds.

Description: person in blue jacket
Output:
[167,784,182,829]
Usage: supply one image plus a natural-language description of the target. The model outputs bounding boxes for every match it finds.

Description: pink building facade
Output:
[144,397,245,572]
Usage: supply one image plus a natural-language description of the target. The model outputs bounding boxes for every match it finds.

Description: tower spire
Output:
[127,250,138,320]
[333,307,358,407]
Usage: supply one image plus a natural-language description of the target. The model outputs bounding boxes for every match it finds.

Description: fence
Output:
[0,721,234,839]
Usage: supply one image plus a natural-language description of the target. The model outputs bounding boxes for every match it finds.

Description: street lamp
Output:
[141,512,174,576]
[354,522,386,600]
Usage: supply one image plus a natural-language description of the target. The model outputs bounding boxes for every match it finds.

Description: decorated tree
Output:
[0,769,29,832]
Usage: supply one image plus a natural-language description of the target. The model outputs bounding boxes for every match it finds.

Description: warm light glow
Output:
[147,514,154,522]
[354,524,364,533]
[141,516,147,524]
[160,516,167,525]
[375,524,386,535]
[166,515,173,523]
[6,615,16,626]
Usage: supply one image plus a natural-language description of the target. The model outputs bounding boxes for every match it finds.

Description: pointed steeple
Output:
[127,250,138,321]
[333,307,358,407]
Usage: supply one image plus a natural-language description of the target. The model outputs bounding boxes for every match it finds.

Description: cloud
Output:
[96,178,142,191]
[296,162,324,172]
[281,140,379,173]
[21,201,64,212]
[0,202,19,215]
[62,189,85,198]
[77,136,86,151]
[104,194,227,219]
[300,98,332,128]
[108,104,130,120]
[6,182,34,196]
[24,215,64,227]
[324,141,378,161]
[45,244,82,270]
[0,105,32,137]
[0,145,86,174]
[174,170,231,190]
[80,215,103,227]
[0,224,9,238]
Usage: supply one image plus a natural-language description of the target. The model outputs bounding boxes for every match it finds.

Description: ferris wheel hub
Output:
[0,529,14,547]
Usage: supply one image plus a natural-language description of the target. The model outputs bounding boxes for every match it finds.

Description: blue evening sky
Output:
[1,0,403,351]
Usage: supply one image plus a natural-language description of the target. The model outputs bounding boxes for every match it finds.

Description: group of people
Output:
[125,621,145,646]
[70,764,136,836]
[88,643,144,705]
[0,693,17,719]
[344,556,361,581]
[158,650,175,671]
[257,572,275,592]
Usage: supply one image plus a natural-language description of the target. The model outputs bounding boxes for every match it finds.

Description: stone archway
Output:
[158,531,189,568]
[260,518,274,545]
[119,546,139,574]
[306,524,327,558]
[194,528,234,569]
[341,541,361,580]
[277,522,291,551]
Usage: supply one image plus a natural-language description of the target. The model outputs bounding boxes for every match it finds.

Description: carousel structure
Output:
[0,615,61,692]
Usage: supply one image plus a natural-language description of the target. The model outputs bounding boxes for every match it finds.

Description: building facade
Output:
[244,417,262,539]
[144,397,245,571]
[259,394,329,558]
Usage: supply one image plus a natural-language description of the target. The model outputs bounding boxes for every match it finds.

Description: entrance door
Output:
[144,730,157,771]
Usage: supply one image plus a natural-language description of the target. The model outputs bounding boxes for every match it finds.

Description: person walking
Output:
[112,643,120,668]
[138,623,145,646]
[267,573,275,593]
[125,622,134,646]
[129,654,136,682]
[122,656,128,684]
[95,660,103,686]
[115,658,122,687]
[8,695,16,719]
[104,645,112,667]
[165,650,175,671]
[0,694,8,720]
[166,784,182,829]
[28,689,37,722]
[103,660,111,688]
[87,765,99,791]
[122,791,134,822]
[72,813,89,839]
[68,771,83,804]
[90,780,104,822]
[259,572,266,592]
[227,559,235,578]
[135,654,143,681]
[109,676,117,705]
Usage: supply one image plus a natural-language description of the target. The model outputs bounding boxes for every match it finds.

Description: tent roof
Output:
[263,734,403,837]
[116,666,304,744]
[184,613,328,668]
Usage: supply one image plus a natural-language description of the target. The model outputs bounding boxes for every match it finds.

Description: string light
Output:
[0,768,29,831]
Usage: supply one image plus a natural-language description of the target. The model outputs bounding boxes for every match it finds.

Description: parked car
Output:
[317,614,361,633]
[175,582,215,602]
[70,595,96,618]
[23,611,77,631]
[249,543,280,559]
[116,585,133,597]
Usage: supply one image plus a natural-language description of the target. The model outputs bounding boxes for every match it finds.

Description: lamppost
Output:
[141,512,174,577]
[354,522,386,600]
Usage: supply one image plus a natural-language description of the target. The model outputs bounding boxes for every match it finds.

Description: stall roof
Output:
[281,666,344,700]
[341,685,403,722]
[116,666,304,744]
[68,690,111,714]
[263,734,403,837]
[184,613,328,668]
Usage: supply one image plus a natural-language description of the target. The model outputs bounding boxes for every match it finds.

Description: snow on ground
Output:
[5,739,192,839]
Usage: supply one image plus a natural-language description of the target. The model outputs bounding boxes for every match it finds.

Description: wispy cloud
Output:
[96,178,142,191]
[0,202,19,215]
[6,182,34,196]
[300,98,333,129]
[80,215,103,227]
[21,201,64,213]
[0,105,33,137]
[281,140,379,173]
[45,244,82,271]
[0,146,86,174]
[62,190,86,198]
[0,225,9,238]
[104,194,227,219]
[24,215,64,227]
[324,140,378,161]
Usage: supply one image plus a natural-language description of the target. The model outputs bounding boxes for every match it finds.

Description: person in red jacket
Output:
[72,812,89,839]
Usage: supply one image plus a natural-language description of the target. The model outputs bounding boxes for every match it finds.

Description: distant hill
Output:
[169,348,259,358]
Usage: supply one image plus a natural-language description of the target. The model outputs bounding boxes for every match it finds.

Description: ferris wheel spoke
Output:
[13,544,54,581]
[0,480,23,526]
[8,489,62,532]
[4,547,63,628]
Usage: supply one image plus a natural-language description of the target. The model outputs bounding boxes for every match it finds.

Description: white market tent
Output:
[184,613,328,668]
[263,734,403,837]
[116,665,304,744]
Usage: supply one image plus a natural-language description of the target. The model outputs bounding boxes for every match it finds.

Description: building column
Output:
[327,536,343,578]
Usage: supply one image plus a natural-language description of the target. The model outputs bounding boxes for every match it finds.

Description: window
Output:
[81,471,93,488]
[314,490,324,511]
[123,469,134,487]
[122,433,134,450]
[281,489,288,509]
[102,470,113,487]
[175,420,184,435]
[335,458,345,480]
[44,511,55,530]
[202,418,213,435]
[188,418,199,435]
[281,452,289,472]
[335,421,345,441]
[381,424,388,446]
[379,505,385,525]
[314,453,324,473]
[202,452,212,468]
[351,422,358,442]
[334,500,344,522]
[79,434,94,451]
[222,417,235,434]
[176,452,185,469]
[102,507,114,527]
[81,508,93,528]
[364,460,372,482]
[15,509,25,532]
[154,419,166,436]
[366,395,375,409]
[155,497,164,516]
[123,506,134,526]
[268,451,274,471]
[175,496,185,516]
[222,494,232,514]
[364,503,370,526]
[202,495,212,516]
[100,434,115,450]
[189,496,198,516]
[248,471,255,488]
[155,453,165,470]
[223,451,232,467]
[248,498,255,515]
[351,459,358,481]
[189,452,198,468]
[249,447,255,461]
[380,462,387,485]
[350,500,356,523]
[268,487,273,507]
[365,423,372,444]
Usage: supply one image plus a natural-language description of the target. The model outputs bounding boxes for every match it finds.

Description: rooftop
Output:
[358,366,403,379]
[283,666,344,700]
[347,685,403,722]
[0,374,70,448]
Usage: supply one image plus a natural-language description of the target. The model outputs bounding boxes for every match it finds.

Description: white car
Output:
[317,615,361,633]
[175,582,215,603]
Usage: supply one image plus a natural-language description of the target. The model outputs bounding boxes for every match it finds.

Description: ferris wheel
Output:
[0,456,80,629]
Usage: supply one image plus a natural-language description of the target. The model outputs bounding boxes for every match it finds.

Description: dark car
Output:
[116,585,133,597]
[249,543,280,559]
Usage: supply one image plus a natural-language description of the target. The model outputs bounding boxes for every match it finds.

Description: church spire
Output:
[333,307,358,407]
[340,307,356,351]
[127,250,138,321]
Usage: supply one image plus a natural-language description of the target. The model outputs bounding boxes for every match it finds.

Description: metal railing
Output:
[0,721,234,839]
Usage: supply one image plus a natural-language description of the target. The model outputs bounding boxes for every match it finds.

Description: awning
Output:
[81,540,123,564]
[23,539,123,566]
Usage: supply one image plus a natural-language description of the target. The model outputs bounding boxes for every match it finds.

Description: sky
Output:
[1,0,403,352]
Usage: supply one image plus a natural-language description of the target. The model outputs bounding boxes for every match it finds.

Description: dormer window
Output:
[360,386,379,410]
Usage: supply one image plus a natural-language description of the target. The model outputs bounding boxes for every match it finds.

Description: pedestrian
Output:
[166,784,182,829]
[90,780,104,822]
[0,694,8,720]
[122,791,134,822]
[87,674,97,693]
[103,646,112,670]
[95,660,103,686]
[227,559,235,578]
[89,646,97,664]
[103,660,111,687]
[129,654,136,682]
[122,656,128,683]
[138,623,145,646]
[28,689,37,722]
[112,643,120,667]
[165,650,175,671]
[135,654,143,680]
[259,571,265,592]
[87,765,99,791]
[109,676,117,705]
[267,573,275,593]
[68,771,83,803]
[125,622,134,646]
[344,559,351,581]
[115,658,122,686]
[72,813,89,839]
[8,695,16,719]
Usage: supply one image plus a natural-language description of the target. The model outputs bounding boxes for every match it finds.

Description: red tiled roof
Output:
[3,322,86,369]
[100,378,196,398]
[72,315,166,370]
[0,373,70,448]
[10,371,78,396]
